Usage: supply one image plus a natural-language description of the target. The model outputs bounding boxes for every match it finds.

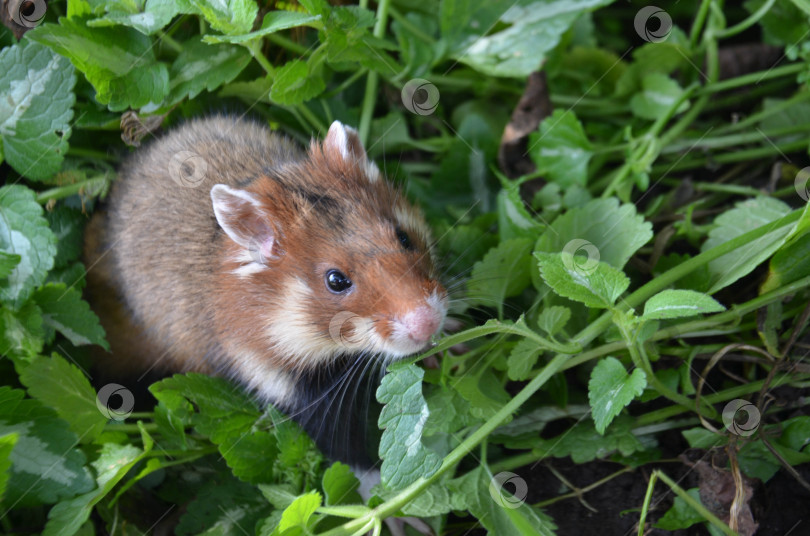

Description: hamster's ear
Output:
[211,184,282,262]
[323,121,380,181]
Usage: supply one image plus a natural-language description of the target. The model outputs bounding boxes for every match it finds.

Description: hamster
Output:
[83,116,448,467]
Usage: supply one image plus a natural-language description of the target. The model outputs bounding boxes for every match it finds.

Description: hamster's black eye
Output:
[396,228,414,250]
[325,269,352,293]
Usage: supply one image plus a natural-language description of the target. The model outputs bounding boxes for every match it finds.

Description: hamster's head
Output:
[211,121,448,373]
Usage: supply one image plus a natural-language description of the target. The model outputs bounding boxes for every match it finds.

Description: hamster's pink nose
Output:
[403,306,442,344]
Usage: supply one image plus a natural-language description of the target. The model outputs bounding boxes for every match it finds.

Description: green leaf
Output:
[528,110,593,188]
[18,354,107,442]
[46,206,86,269]
[642,290,725,320]
[536,305,571,336]
[377,364,442,489]
[269,58,326,106]
[31,284,107,348]
[447,466,557,536]
[0,185,58,307]
[496,182,544,241]
[203,11,321,44]
[270,491,321,536]
[0,252,21,279]
[178,477,269,536]
[536,252,630,308]
[150,374,279,483]
[588,357,646,434]
[535,198,653,270]
[702,197,793,293]
[0,387,94,506]
[86,0,190,35]
[0,302,44,359]
[466,238,533,317]
[507,338,543,381]
[615,43,686,97]
[443,0,612,78]
[535,416,644,463]
[0,40,76,181]
[630,73,689,120]
[43,439,150,536]
[28,19,169,111]
[0,432,18,503]
[321,462,361,505]
[761,230,810,293]
[189,0,257,35]
[681,428,727,449]
[168,40,251,105]
[654,488,704,530]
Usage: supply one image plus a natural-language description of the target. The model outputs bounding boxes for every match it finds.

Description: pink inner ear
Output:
[260,236,277,260]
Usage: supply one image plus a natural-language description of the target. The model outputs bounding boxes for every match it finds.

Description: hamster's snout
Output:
[402,305,443,344]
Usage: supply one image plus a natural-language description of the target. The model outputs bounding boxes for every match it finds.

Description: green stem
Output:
[158,31,183,54]
[653,471,737,535]
[249,40,275,75]
[358,0,392,146]
[653,138,810,173]
[296,103,327,133]
[715,90,810,134]
[697,63,804,95]
[36,176,110,204]
[388,6,434,44]
[689,0,713,48]
[267,33,310,56]
[661,123,810,153]
[716,0,776,39]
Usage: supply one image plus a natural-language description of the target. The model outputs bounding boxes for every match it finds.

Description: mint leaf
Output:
[496,181,544,241]
[702,197,793,293]
[535,417,644,463]
[0,40,75,181]
[322,462,361,505]
[508,338,543,381]
[28,19,169,111]
[86,0,189,35]
[0,387,94,506]
[46,206,85,269]
[0,185,57,308]
[0,252,21,279]
[18,354,106,442]
[444,0,612,78]
[189,0,257,35]
[0,302,44,359]
[177,477,268,536]
[203,11,321,44]
[536,252,630,308]
[588,357,646,434]
[0,433,18,503]
[270,58,326,106]
[654,488,704,530]
[529,110,593,188]
[535,198,653,270]
[32,283,108,348]
[466,238,533,317]
[642,290,725,320]
[270,491,321,536]
[630,73,689,120]
[536,305,571,336]
[377,364,441,489]
[168,40,251,105]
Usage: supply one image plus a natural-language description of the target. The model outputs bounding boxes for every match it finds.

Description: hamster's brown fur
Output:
[84,116,447,465]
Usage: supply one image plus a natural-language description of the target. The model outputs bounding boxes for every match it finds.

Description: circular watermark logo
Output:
[96,383,135,421]
[328,311,364,346]
[795,166,810,201]
[722,399,760,437]
[401,79,440,116]
[489,471,528,509]
[8,0,46,28]
[562,239,601,275]
[168,151,208,188]
[634,6,672,43]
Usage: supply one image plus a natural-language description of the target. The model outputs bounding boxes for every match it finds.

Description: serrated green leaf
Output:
[536,305,571,336]
[0,252,21,279]
[496,183,544,241]
[536,252,630,308]
[466,238,533,317]
[322,462,361,506]
[630,73,689,120]
[0,432,18,503]
[150,374,279,483]
[28,19,169,111]
[270,58,326,106]
[654,488,704,530]
[203,11,321,44]
[535,416,644,463]
[377,364,441,489]
[443,0,612,78]
[642,290,725,320]
[86,0,190,34]
[32,283,108,349]
[0,386,95,507]
[46,206,85,269]
[0,40,75,181]
[189,0,257,35]
[702,197,793,294]
[178,477,268,536]
[615,42,686,97]
[0,185,57,307]
[588,357,646,434]
[447,466,557,536]
[18,354,106,442]
[507,338,542,381]
[681,427,727,449]
[376,480,455,517]
[168,40,251,105]
[528,110,593,188]
[0,302,44,359]
[270,491,321,536]
[535,198,653,271]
